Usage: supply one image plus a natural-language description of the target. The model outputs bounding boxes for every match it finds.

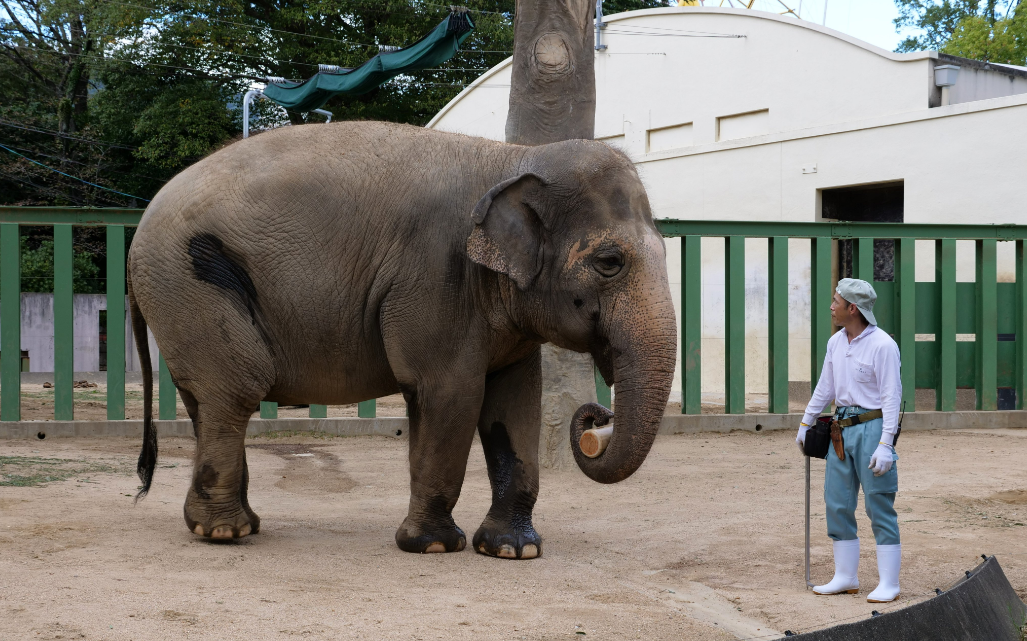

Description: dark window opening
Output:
[99,310,107,372]
[825,181,904,281]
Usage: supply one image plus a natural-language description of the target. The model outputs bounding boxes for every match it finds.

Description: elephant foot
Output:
[184,499,260,541]
[395,516,466,554]
[473,519,542,560]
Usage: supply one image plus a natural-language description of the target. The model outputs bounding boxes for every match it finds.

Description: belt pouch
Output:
[803,416,833,459]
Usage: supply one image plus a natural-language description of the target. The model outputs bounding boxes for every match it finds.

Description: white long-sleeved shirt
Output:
[802,325,902,446]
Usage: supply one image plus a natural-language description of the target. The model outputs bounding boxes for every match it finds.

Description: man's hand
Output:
[796,424,809,456]
[869,443,894,476]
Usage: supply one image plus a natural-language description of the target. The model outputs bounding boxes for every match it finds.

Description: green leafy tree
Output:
[943,3,1027,62]
[2,1,519,207]
[3,234,102,293]
[894,0,1025,62]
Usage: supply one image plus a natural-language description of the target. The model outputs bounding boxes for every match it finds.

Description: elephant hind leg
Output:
[184,399,261,540]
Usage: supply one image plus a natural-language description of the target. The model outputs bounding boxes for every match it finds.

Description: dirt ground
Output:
[2,428,1026,640]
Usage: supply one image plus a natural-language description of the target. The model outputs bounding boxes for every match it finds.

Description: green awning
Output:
[262,10,474,112]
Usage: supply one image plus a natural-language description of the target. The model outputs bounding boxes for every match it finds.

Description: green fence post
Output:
[854,237,873,281]
[768,236,789,413]
[682,236,701,414]
[1017,240,1026,410]
[725,236,745,414]
[309,404,328,418]
[810,236,833,389]
[260,401,278,419]
[358,399,376,418]
[895,237,916,411]
[54,224,74,420]
[936,239,957,411]
[1,223,20,421]
[106,225,126,420]
[594,366,612,408]
[975,239,997,411]
[158,353,177,420]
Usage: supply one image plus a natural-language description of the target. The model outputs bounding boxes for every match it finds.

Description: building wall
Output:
[428,7,1027,400]
[1,294,159,374]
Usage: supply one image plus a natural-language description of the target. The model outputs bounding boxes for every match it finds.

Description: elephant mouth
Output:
[589,338,615,389]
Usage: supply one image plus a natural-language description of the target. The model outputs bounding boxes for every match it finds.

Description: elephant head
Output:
[467,139,677,484]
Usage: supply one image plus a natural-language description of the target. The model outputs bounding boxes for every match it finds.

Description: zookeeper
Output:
[796,278,902,603]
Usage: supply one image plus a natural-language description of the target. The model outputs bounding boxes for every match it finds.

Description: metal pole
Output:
[311,108,333,123]
[594,0,607,51]
[242,89,262,139]
[805,455,815,589]
[822,0,828,26]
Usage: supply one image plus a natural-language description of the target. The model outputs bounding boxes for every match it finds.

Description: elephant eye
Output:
[593,250,624,277]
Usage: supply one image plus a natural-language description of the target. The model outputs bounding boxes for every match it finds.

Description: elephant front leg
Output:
[395,380,483,554]
[473,350,543,560]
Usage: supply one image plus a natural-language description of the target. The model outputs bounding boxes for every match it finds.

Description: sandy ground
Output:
[2,428,1026,640]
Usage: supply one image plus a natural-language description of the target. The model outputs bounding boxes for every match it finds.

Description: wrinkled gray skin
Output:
[129,121,676,559]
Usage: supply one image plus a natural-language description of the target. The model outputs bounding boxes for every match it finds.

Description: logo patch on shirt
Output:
[854,361,873,383]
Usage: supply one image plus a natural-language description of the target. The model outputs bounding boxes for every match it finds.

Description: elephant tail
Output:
[128,269,157,501]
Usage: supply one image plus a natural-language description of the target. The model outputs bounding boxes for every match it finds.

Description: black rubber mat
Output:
[786,556,1026,640]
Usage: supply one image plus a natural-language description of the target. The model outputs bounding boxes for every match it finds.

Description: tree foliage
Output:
[894,0,1027,64]
[1,0,518,208]
[2,0,675,211]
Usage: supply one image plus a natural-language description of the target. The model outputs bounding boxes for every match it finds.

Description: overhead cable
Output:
[0,144,151,201]
[0,120,139,150]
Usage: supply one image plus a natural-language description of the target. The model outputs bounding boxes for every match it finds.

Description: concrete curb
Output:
[2,411,1024,440]
[658,410,1027,435]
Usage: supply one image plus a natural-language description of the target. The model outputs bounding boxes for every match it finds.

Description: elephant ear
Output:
[466,172,546,290]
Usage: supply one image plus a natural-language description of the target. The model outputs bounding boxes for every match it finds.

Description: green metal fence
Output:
[656,220,1027,415]
[0,208,1024,421]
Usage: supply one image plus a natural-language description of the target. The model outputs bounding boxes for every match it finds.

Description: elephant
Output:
[129,121,677,559]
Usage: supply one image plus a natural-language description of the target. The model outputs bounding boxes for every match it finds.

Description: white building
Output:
[427,6,1027,403]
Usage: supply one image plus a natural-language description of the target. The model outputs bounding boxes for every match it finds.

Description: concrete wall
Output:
[942,54,1027,105]
[0,294,159,374]
[427,6,1027,399]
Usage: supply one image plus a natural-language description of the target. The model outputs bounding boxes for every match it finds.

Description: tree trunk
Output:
[506,0,598,468]
[506,0,596,145]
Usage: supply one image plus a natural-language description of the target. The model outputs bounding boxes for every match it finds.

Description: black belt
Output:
[835,409,883,428]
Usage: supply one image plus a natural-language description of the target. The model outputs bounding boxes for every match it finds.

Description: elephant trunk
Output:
[570,296,677,484]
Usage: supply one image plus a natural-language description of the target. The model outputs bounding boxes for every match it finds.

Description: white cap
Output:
[836,278,878,326]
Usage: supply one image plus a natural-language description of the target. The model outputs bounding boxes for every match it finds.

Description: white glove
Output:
[869,443,894,476]
[796,424,809,455]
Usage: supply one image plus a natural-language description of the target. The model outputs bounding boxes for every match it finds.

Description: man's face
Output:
[830,292,856,326]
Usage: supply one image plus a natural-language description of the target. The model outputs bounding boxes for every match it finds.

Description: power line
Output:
[98,0,395,48]
[0,169,92,206]
[0,120,139,150]
[0,142,168,183]
[10,42,491,84]
[1,144,150,202]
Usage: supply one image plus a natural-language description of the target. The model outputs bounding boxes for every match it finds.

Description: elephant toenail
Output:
[498,544,517,558]
[238,524,252,537]
[455,538,466,552]
[193,524,205,536]
[521,544,539,559]
[424,542,446,553]
[211,526,234,539]
[478,543,488,554]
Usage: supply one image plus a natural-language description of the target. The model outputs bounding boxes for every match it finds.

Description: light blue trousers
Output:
[825,406,900,545]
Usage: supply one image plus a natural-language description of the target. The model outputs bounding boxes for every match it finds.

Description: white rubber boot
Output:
[813,539,860,595]
[867,544,901,603]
